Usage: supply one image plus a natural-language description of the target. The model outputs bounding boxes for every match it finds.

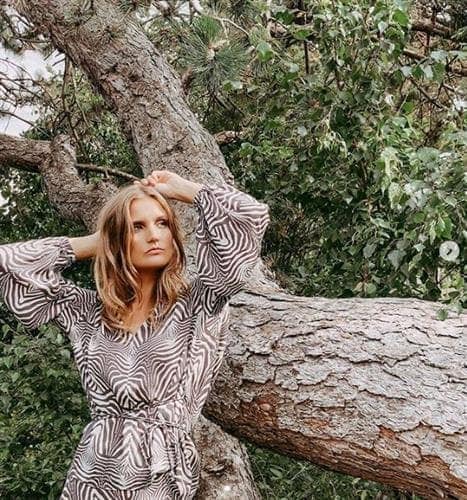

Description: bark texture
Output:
[6,1,467,498]
[0,134,119,229]
[0,133,49,172]
[41,135,119,228]
[205,292,467,498]
[13,0,232,182]
[193,415,261,500]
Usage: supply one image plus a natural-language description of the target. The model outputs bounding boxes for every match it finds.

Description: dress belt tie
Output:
[91,396,196,498]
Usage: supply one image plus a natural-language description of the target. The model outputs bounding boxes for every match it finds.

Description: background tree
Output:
[0,0,465,498]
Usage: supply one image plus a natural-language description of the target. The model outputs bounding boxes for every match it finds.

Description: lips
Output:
[146,247,164,254]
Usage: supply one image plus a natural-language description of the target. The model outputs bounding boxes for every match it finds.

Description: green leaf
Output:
[274,8,295,25]
[60,349,71,359]
[400,66,412,77]
[436,308,448,320]
[393,9,409,27]
[223,80,243,91]
[378,21,388,33]
[412,65,423,79]
[269,466,283,479]
[432,62,445,82]
[431,50,448,62]
[372,217,392,229]
[3,356,13,369]
[388,182,401,208]
[293,28,313,41]
[388,249,405,269]
[296,126,307,137]
[402,101,414,113]
[363,243,377,259]
[286,62,299,73]
[256,41,274,62]
[422,64,433,80]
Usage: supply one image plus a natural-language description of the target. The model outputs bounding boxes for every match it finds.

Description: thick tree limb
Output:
[193,415,261,499]
[0,132,239,177]
[205,292,467,498]
[0,133,49,171]
[410,20,452,38]
[13,0,233,184]
[9,1,467,498]
[0,133,137,180]
[40,135,119,229]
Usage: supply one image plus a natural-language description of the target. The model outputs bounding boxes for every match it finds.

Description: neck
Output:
[136,272,157,308]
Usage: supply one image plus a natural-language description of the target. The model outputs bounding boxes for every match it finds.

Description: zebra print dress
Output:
[0,183,270,499]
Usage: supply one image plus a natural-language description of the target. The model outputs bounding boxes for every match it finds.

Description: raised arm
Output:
[68,231,100,261]
[0,236,93,332]
[134,171,271,313]
[191,182,270,312]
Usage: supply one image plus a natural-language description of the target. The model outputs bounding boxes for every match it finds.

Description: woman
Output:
[0,170,270,499]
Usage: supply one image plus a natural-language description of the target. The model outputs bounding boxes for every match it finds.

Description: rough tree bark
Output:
[3,1,467,498]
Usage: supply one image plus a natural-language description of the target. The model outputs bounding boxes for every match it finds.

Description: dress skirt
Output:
[60,470,197,500]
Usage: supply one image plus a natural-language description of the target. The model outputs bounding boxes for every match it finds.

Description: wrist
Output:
[177,180,204,204]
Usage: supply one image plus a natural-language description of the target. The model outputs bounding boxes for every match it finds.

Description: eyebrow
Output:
[132,216,168,224]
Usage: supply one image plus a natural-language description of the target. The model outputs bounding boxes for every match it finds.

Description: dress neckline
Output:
[99,295,182,338]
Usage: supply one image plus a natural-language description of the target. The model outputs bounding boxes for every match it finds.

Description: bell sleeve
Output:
[191,182,270,312]
[0,236,86,331]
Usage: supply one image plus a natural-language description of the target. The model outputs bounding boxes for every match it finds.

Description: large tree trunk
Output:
[206,293,467,498]
[6,1,467,498]
[14,0,231,182]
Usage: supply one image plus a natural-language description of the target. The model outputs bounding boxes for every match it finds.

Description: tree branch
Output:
[0,133,137,181]
[410,20,452,38]
[402,48,467,77]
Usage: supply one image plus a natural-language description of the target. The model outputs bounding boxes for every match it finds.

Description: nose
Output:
[146,224,162,241]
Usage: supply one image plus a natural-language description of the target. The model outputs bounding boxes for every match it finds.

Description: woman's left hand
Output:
[134,170,203,203]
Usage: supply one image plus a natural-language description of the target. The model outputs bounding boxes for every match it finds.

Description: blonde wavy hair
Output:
[93,183,190,332]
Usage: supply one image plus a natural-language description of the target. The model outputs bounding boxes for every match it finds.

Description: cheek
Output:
[166,234,176,254]
[165,230,174,244]
[131,234,143,254]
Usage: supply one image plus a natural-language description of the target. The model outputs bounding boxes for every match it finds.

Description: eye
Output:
[133,223,143,231]
[158,219,168,226]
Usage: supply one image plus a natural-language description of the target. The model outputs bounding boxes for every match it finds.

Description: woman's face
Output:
[128,195,175,273]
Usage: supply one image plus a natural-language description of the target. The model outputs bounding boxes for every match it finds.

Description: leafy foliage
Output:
[0,169,92,498]
[246,441,422,500]
[169,0,466,314]
[0,320,89,499]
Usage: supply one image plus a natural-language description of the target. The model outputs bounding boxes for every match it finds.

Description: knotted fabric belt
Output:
[91,397,199,499]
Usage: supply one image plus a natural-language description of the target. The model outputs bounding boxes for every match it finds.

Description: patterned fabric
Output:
[0,183,270,499]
